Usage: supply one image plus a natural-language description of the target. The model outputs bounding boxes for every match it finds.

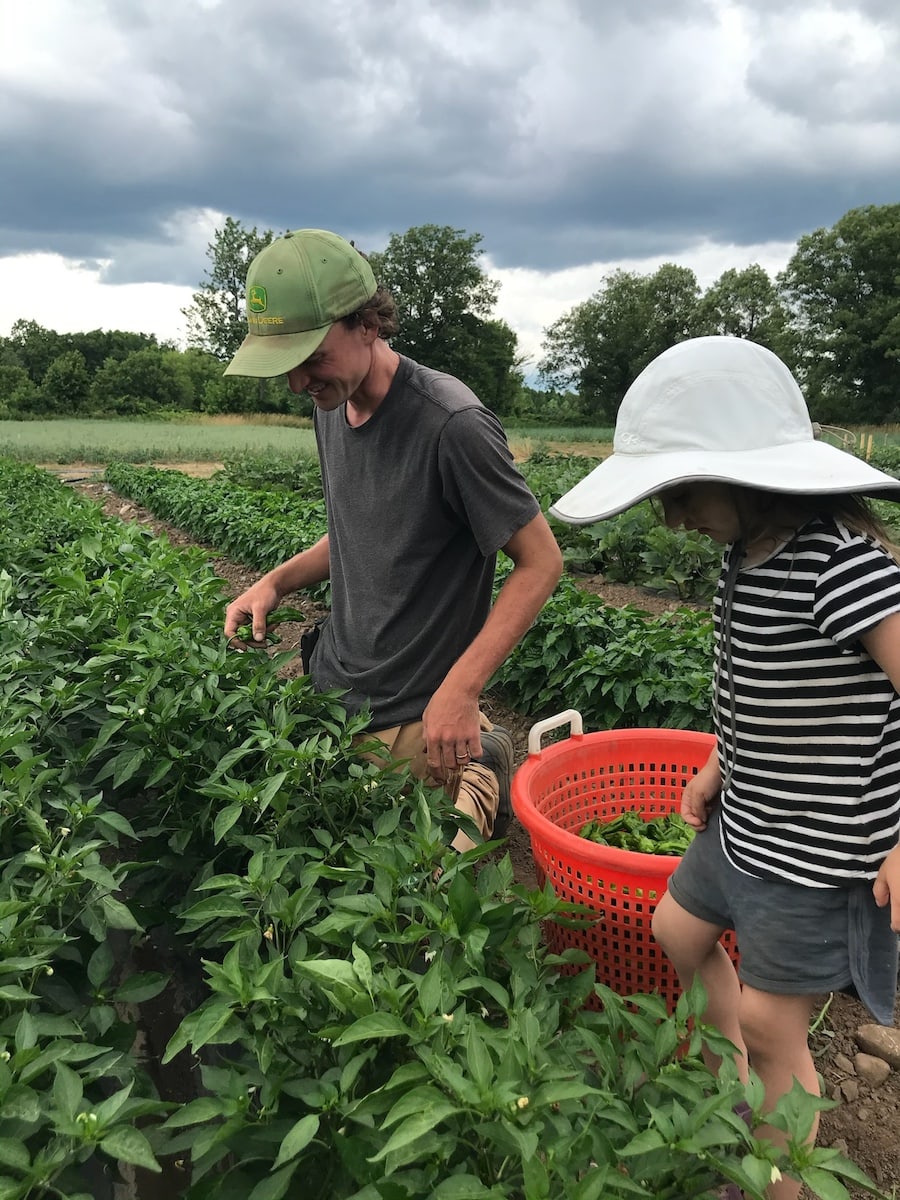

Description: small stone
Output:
[857,1107,872,1122]
[856,1023,900,1068]
[839,1078,860,1102]
[854,1052,891,1086]
[833,1052,856,1075]
[830,1137,849,1156]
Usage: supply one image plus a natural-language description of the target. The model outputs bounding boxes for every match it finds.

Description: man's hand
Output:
[224,580,282,649]
[873,844,900,932]
[422,684,483,782]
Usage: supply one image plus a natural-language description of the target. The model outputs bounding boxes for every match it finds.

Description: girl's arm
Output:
[860,611,900,931]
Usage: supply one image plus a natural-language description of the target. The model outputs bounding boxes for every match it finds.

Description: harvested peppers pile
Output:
[578,810,694,855]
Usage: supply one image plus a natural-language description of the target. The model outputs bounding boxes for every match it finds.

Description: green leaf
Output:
[248,1164,297,1200]
[100,1126,161,1173]
[14,1011,36,1053]
[113,972,168,1004]
[53,1061,83,1120]
[92,1081,135,1127]
[332,1013,409,1047]
[431,1176,495,1199]
[94,809,138,840]
[447,872,480,934]
[618,1127,666,1155]
[0,985,34,1002]
[162,1096,229,1129]
[0,1140,29,1172]
[464,1025,492,1095]
[272,1114,319,1169]
[213,802,244,844]
[793,1167,849,1199]
[99,896,141,931]
[87,941,116,989]
[178,1003,235,1057]
[368,1094,460,1164]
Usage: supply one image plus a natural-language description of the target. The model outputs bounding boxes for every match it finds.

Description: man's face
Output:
[285,320,373,410]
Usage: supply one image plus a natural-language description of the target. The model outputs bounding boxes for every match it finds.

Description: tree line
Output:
[1,204,898,425]
[540,204,900,425]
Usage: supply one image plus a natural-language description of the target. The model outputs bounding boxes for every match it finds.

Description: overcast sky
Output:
[2,0,899,371]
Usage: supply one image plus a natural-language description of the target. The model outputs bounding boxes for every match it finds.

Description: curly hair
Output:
[341,285,399,339]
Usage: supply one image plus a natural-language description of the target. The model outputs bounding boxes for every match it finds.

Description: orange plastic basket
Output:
[511,711,740,1012]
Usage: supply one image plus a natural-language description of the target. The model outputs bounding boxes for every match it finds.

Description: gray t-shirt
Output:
[309,355,540,728]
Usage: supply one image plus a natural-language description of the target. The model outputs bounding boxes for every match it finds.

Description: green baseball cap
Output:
[224,229,377,377]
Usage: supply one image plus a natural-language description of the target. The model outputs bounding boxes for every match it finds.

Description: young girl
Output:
[550,336,900,1200]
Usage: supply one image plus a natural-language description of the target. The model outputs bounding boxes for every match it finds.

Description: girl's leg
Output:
[738,986,819,1200]
[652,891,747,1076]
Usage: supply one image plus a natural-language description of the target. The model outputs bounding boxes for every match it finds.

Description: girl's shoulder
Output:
[795,514,880,552]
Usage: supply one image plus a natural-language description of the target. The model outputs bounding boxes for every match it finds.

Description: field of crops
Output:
[1,453,882,1200]
[0,418,319,465]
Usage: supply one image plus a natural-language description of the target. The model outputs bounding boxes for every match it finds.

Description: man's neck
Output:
[346,342,400,427]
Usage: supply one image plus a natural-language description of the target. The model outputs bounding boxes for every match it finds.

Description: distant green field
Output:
[0,419,319,464]
[508,423,615,444]
[4,416,896,468]
[0,417,612,466]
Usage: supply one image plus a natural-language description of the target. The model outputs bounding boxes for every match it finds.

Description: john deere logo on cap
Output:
[248,285,267,313]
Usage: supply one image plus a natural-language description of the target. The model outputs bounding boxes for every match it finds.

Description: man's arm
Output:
[224,535,331,646]
[422,512,562,774]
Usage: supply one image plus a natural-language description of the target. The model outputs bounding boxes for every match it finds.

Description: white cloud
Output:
[0,254,192,345]
[489,236,796,371]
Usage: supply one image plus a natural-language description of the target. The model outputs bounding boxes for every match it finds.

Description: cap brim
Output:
[223,324,332,378]
[549,442,900,525]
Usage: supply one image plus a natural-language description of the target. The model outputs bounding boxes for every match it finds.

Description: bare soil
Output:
[67,472,900,1199]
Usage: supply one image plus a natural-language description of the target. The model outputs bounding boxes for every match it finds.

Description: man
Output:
[223,228,562,848]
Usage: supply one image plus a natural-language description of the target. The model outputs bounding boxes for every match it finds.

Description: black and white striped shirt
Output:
[715,516,900,887]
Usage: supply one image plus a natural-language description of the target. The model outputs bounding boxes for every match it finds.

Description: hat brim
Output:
[549,441,900,525]
[223,324,332,378]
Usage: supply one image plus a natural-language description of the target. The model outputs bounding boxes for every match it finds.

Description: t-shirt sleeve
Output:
[436,407,540,557]
[814,535,900,645]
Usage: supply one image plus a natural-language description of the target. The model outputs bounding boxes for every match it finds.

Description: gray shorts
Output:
[667,807,898,1025]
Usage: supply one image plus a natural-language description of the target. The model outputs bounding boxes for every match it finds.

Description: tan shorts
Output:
[356,713,500,852]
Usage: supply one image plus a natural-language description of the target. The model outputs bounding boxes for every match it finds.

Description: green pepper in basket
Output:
[579,811,694,855]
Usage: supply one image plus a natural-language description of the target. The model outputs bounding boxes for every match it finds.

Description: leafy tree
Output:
[4,319,67,384]
[445,315,524,415]
[696,264,790,357]
[366,224,519,405]
[90,347,193,415]
[173,347,288,415]
[183,217,277,361]
[70,328,162,375]
[539,264,701,421]
[777,204,900,422]
[0,364,37,416]
[42,350,92,413]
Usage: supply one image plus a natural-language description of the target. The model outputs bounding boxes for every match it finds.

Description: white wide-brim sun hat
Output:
[550,336,900,525]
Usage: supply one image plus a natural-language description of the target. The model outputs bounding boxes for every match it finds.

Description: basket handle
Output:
[526,709,584,756]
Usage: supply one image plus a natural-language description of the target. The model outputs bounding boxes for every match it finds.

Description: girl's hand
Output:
[681,746,723,832]
[681,776,720,831]
[873,844,900,932]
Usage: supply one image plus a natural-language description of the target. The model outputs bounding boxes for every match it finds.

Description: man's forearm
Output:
[262,535,331,598]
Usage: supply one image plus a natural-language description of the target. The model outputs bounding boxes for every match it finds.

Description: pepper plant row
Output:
[103,461,330,601]
[0,458,875,1199]
[104,463,717,731]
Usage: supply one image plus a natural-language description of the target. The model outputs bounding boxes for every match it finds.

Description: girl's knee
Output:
[652,891,718,959]
[739,987,816,1062]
